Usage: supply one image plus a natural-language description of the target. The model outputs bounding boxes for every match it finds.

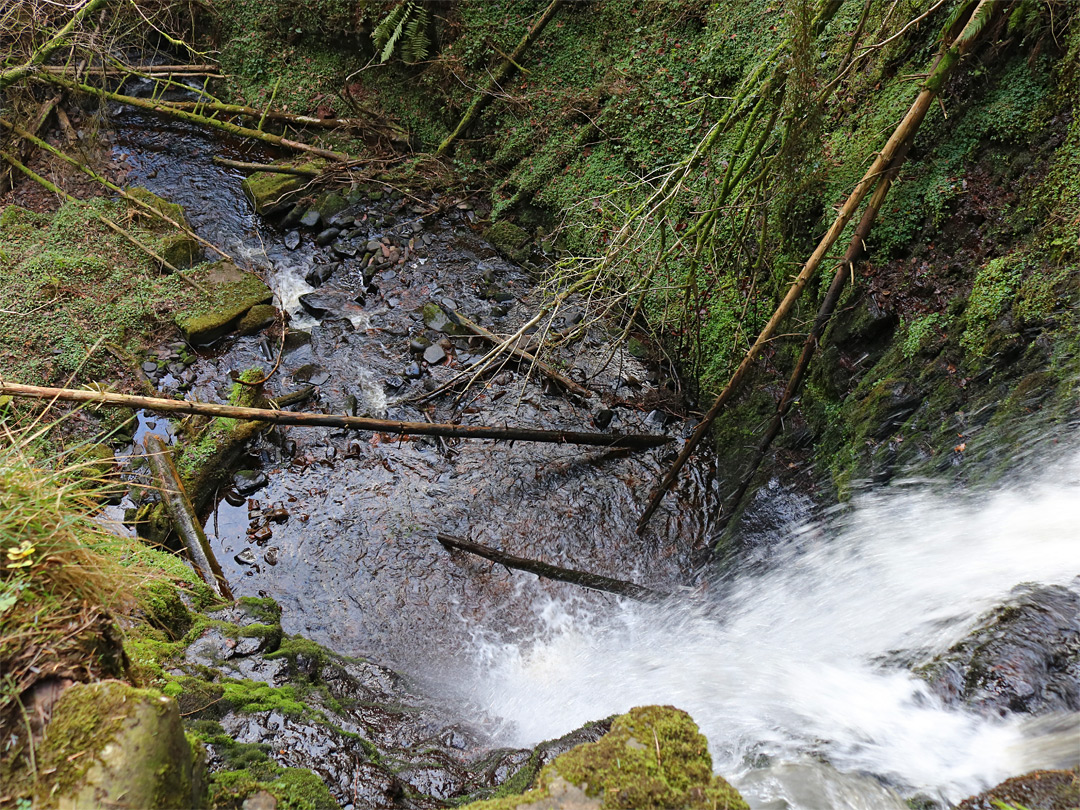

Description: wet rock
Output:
[142,361,158,373]
[223,488,246,507]
[284,230,301,250]
[233,469,268,495]
[918,582,1079,717]
[384,375,404,390]
[423,344,447,365]
[299,209,321,229]
[332,240,359,259]
[592,408,614,430]
[422,302,469,336]
[298,291,364,320]
[367,240,382,253]
[409,337,431,354]
[234,549,256,566]
[957,768,1079,810]
[485,220,531,261]
[264,547,279,566]
[404,361,422,379]
[304,262,337,288]
[314,227,340,247]
[280,205,305,230]
[293,364,331,386]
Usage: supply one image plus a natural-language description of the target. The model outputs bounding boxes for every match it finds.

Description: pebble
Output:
[284,230,301,250]
[264,548,279,566]
[593,408,614,430]
[423,344,447,365]
[404,361,422,379]
[305,263,337,288]
[315,228,340,247]
[332,240,359,259]
[409,337,431,354]
[142,361,158,373]
[383,376,404,389]
[300,209,321,229]
[234,549,257,566]
[233,469,268,495]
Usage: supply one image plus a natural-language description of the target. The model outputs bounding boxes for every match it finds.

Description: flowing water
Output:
[110,99,1078,809]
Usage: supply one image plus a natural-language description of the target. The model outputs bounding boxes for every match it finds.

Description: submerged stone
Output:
[284,230,301,250]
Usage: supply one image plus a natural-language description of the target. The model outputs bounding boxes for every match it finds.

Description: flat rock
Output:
[299,209,321,229]
[284,230,301,250]
[174,261,273,345]
[423,344,447,365]
[233,469,268,495]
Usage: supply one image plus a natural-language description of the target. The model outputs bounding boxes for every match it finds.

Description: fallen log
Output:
[449,309,595,400]
[436,533,668,602]
[212,157,322,176]
[636,0,1003,533]
[0,382,671,449]
[144,434,233,600]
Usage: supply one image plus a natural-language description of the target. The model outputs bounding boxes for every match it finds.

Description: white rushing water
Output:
[459,444,1080,808]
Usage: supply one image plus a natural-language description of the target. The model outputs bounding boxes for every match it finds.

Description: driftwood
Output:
[636,0,1002,533]
[38,74,352,162]
[437,0,565,156]
[436,533,668,602]
[212,157,322,176]
[449,309,595,400]
[0,382,671,449]
[144,434,233,600]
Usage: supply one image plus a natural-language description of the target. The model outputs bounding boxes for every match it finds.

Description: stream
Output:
[110,100,1078,809]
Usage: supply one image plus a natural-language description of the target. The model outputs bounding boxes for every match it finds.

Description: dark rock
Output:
[366,240,382,253]
[280,205,305,231]
[142,361,158,373]
[423,344,447,365]
[409,337,431,354]
[304,263,337,288]
[284,230,301,250]
[956,769,1079,810]
[234,548,257,566]
[233,469,268,495]
[293,364,331,386]
[331,240,358,259]
[492,288,515,304]
[237,305,278,336]
[421,302,469,336]
[223,489,246,507]
[264,548,279,566]
[918,583,1080,717]
[384,376,404,390]
[298,291,364,320]
[592,408,614,430]
[299,209,321,229]
[314,228,340,247]
[404,362,422,379]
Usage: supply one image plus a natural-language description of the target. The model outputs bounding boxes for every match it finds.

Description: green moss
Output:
[901,313,947,360]
[241,161,326,214]
[485,220,531,261]
[464,706,748,810]
[174,261,273,344]
[961,255,1025,356]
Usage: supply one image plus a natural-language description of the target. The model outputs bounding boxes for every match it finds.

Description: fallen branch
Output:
[0,150,211,296]
[0,0,109,90]
[450,309,595,400]
[0,116,232,263]
[436,533,668,602]
[437,0,565,156]
[716,138,913,543]
[0,382,672,449]
[144,433,233,600]
[155,100,369,130]
[212,157,322,176]
[637,0,1003,532]
[0,93,60,194]
[38,74,353,161]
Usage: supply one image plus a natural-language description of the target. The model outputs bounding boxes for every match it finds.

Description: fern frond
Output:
[373,2,408,53]
[402,4,430,63]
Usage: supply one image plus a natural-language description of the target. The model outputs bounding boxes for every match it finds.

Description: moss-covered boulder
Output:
[486,220,531,262]
[237,304,279,336]
[241,161,325,215]
[464,706,748,810]
[37,680,203,809]
[174,261,273,344]
[956,768,1079,809]
[126,186,202,269]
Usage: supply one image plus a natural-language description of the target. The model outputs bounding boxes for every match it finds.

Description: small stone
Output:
[234,548,257,566]
[233,470,268,495]
[299,209,321,229]
[223,489,246,507]
[284,230,301,250]
[423,344,447,365]
[315,227,340,247]
[409,337,431,354]
[304,263,337,288]
[332,240,359,259]
[440,297,457,312]
[492,289,515,303]
[251,525,273,544]
[404,361,422,379]
[329,211,355,228]
[593,408,614,430]
[366,240,382,253]
[384,376,404,389]
[263,549,279,567]
[142,361,158,373]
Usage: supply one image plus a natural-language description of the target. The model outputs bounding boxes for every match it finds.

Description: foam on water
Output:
[458,446,1080,807]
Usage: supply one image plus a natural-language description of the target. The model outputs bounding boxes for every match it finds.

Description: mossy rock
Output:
[464,706,748,810]
[313,190,348,221]
[174,261,273,344]
[36,680,203,809]
[242,161,325,215]
[421,302,470,336]
[159,230,203,269]
[238,304,279,336]
[126,186,188,231]
[486,220,531,262]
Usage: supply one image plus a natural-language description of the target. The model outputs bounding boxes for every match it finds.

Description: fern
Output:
[402,3,430,64]
[372,0,430,64]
